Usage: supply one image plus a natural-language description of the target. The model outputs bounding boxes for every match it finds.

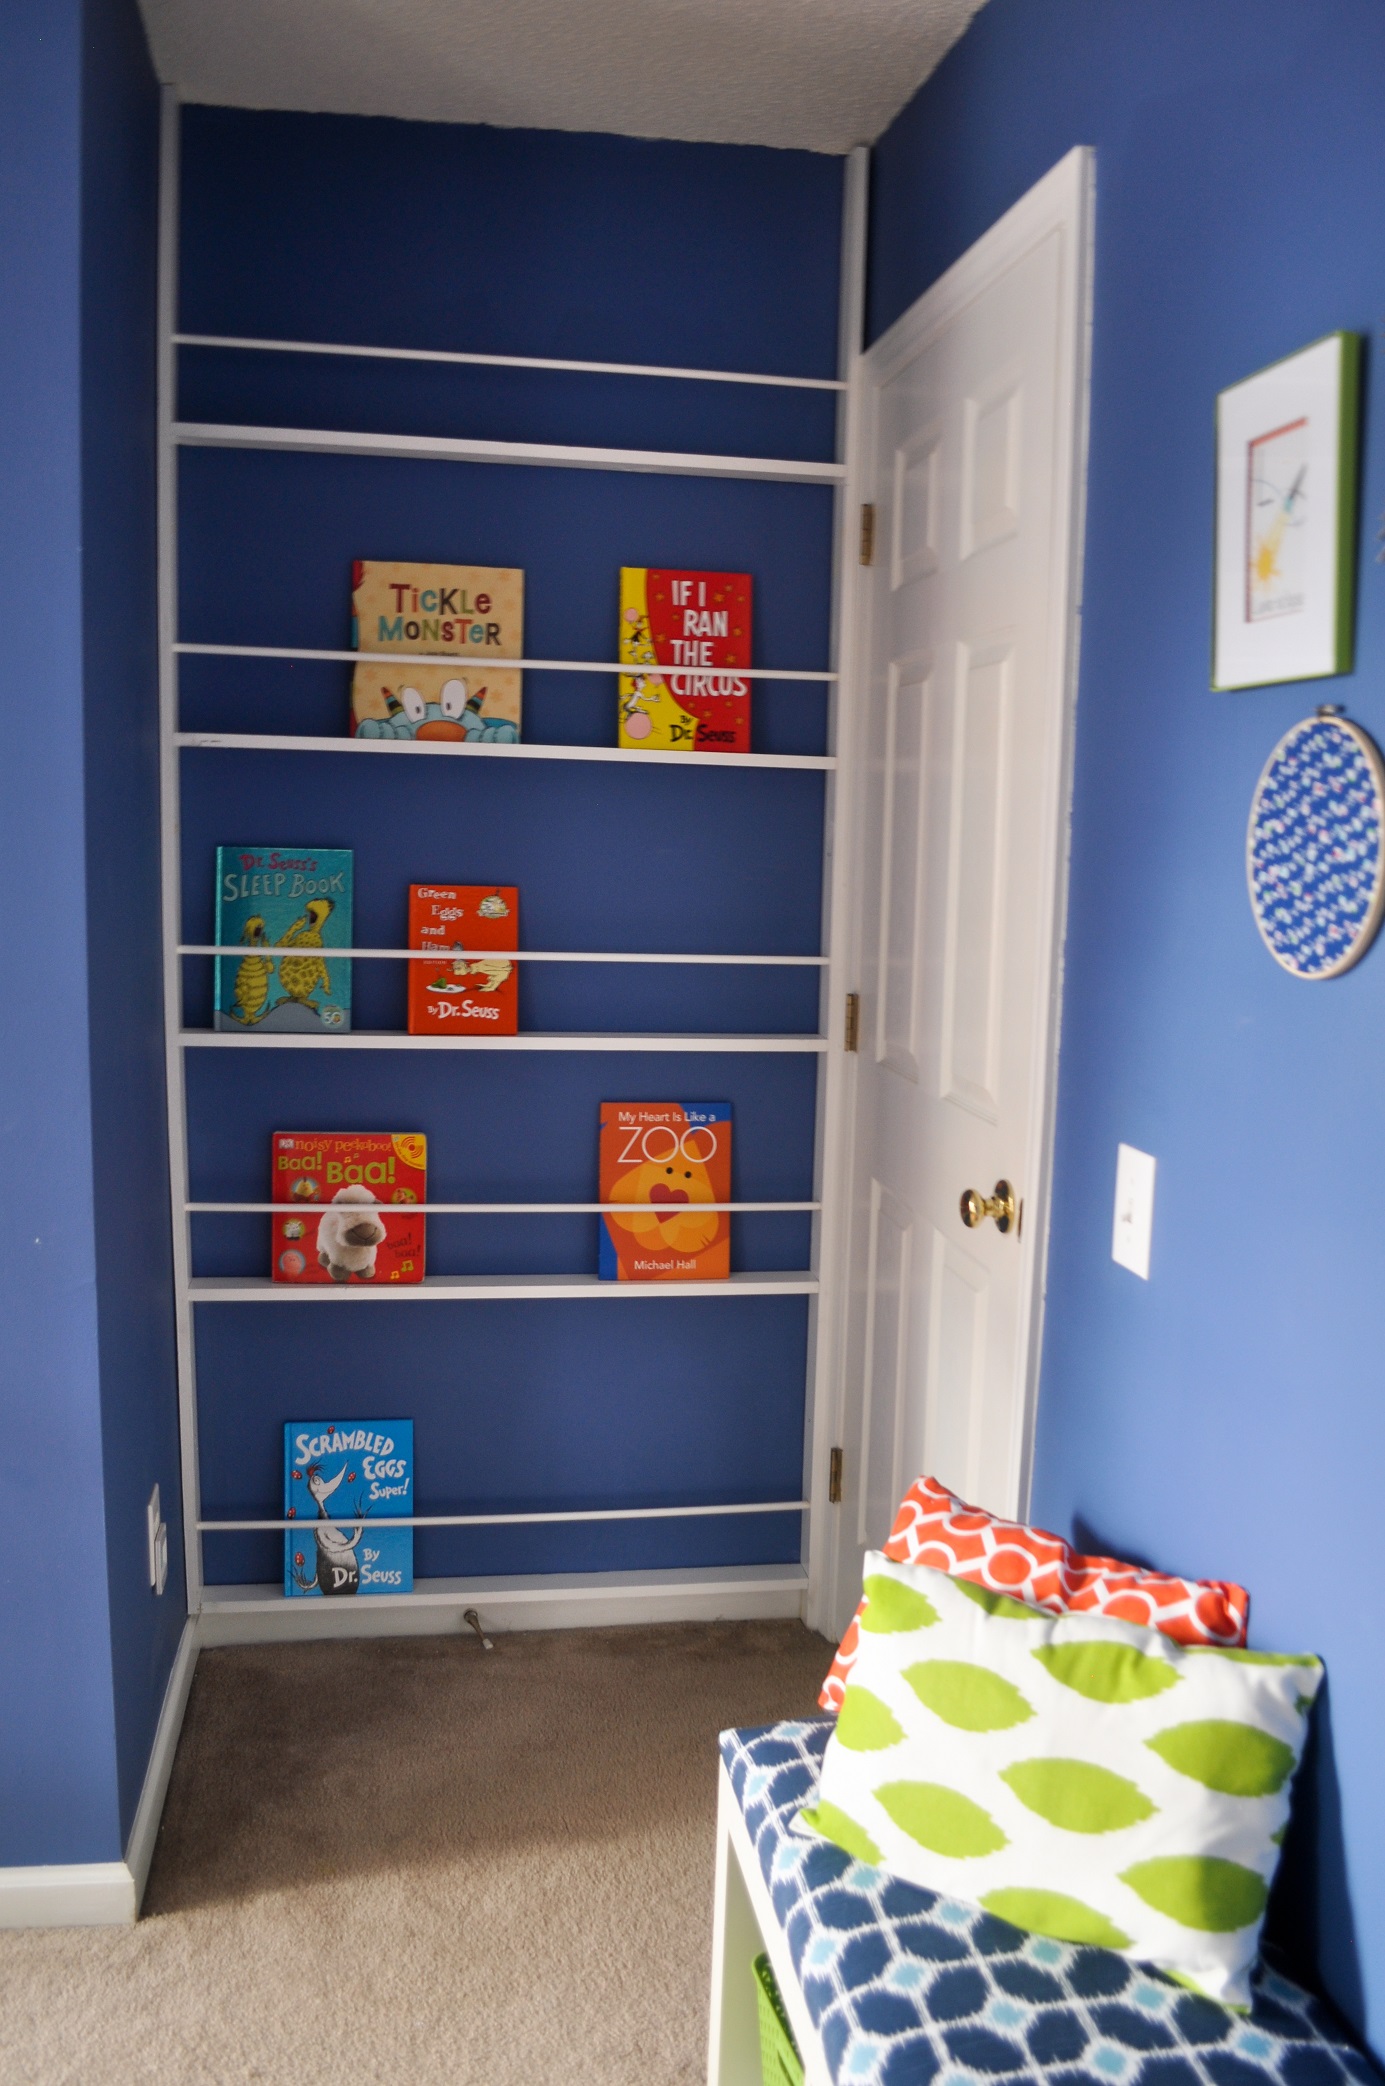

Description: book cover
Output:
[351,560,523,744]
[271,1132,427,1285]
[408,885,519,1036]
[618,569,752,753]
[284,1419,414,1597]
[214,846,354,1034]
[598,1102,732,1280]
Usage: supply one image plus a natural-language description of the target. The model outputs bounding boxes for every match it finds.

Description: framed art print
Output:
[1213,331,1361,690]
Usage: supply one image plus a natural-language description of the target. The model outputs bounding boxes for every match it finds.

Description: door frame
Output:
[807,145,1094,1639]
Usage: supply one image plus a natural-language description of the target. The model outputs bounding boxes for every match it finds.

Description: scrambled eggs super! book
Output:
[271,1132,427,1285]
[407,885,519,1035]
[618,569,752,753]
[598,1102,732,1280]
[350,560,523,743]
[284,1420,413,1597]
[214,846,353,1033]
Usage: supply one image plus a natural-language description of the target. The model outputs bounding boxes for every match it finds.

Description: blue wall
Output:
[81,0,182,1844]
[0,0,119,1867]
[176,109,842,1580]
[870,0,1385,2048]
[0,0,175,1867]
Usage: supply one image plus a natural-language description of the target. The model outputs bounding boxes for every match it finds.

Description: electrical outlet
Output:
[1112,1143,1156,1280]
[147,1484,168,1595]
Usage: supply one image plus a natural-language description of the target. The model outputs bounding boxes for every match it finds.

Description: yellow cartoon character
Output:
[230,915,273,1026]
[275,898,334,1010]
[606,1141,722,1258]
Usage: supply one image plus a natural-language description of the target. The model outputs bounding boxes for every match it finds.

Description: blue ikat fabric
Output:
[1247,716,1385,977]
[720,1720,1378,2086]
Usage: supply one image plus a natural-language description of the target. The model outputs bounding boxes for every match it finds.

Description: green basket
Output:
[753,1952,805,2086]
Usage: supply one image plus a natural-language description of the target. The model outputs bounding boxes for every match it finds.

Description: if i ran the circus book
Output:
[284,1421,413,1597]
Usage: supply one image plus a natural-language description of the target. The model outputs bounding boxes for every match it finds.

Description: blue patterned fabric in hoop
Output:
[1246,714,1385,978]
[720,1720,1378,2086]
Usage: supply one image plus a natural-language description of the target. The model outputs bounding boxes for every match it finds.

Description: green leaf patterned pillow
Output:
[796,1553,1321,2008]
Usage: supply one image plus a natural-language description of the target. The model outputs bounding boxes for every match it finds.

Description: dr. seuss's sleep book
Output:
[271,1132,427,1285]
[598,1102,732,1281]
[618,569,752,753]
[214,846,353,1034]
[284,1420,413,1598]
[408,885,519,1036]
[350,560,523,744]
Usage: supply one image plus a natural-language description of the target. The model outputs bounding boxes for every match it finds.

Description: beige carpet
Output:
[0,1620,833,2085]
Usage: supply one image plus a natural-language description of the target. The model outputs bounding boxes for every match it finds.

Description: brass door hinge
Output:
[828,1447,844,1504]
[859,503,876,566]
[843,991,860,1052]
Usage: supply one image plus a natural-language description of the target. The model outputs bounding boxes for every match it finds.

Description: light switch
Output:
[147,1484,168,1595]
[1112,1144,1156,1279]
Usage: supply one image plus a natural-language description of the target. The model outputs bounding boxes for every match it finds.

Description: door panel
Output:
[831,151,1091,1622]
[856,1181,914,1549]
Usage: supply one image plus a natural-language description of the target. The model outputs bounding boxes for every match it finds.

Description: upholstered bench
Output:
[708,1720,1377,2086]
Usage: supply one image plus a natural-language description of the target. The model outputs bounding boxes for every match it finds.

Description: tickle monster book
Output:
[618,568,752,753]
[350,560,523,743]
[284,1420,413,1597]
[408,885,519,1036]
[598,1102,732,1280]
[214,846,353,1033]
[271,1132,427,1285]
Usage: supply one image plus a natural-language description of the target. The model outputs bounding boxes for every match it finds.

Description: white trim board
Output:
[199,1563,809,1644]
[0,1616,198,1927]
[125,1616,199,1908]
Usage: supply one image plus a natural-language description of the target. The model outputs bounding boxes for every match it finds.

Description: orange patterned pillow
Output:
[819,1474,1248,1712]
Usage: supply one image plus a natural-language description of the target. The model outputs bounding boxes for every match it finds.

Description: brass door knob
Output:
[960,1180,1016,1234]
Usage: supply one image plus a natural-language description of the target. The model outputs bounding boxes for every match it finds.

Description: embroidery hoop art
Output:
[1246,709,1385,979]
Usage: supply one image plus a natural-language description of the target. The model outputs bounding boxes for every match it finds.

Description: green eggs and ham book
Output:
[284,1421,413,1597]
[214,846,353,1032]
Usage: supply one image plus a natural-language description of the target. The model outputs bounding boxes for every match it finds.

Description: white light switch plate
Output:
[147,1484,168,1594]
[1112,1143,1156,1279]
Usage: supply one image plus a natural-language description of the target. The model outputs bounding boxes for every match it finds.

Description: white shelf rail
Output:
[202,1500,809,1531]
[177,331,846,393]
[179,1029,828,1051]
[175,731,833,770]
[189,1200,816,1214]
[176,419,845,485]
[189,1271,817,1303]
[176,640,835,680]
[180,944,826,966]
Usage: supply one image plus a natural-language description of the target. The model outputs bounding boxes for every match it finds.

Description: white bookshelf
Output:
[158,97,868,1638]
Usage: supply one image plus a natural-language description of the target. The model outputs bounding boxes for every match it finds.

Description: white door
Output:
[831,150,1092,1628]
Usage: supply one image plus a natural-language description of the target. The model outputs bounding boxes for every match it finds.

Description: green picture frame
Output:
[1212,330,1361,691]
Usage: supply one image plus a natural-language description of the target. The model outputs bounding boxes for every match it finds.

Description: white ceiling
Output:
[137,0,986,154]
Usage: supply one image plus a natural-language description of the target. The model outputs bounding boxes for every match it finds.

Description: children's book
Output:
[408,885,519,1035]
[271,1133,427,1285]
[351,560,523,744]
[618,569,752,753]
[214,846,353,1034]
[598,1102,732,1280]
[284,1420,413,1597]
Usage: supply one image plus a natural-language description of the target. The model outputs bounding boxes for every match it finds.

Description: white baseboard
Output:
[0,1615,199,1928]
[198,1563,808,1645]
[0,1862,137,1928]
[125,1615,199,1908]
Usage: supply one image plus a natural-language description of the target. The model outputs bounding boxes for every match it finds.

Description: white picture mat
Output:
[1214,334,1345,689]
